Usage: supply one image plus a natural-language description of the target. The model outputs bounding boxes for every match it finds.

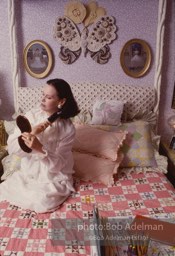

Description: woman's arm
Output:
[35,122,75,174]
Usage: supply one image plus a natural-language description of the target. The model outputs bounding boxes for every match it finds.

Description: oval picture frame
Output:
[23,40,53,79]
[120,39,151,78]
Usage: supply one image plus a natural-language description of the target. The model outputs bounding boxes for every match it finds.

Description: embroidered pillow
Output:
[91,99,124,125]
[1,154,21,180]
[71,110,92,124]
[4,120,16,136]
[73,124,127,161]
[92,120,157,167]
[73,151,123,185]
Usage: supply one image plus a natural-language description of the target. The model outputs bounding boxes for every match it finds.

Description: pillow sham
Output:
[72,110,92,124]
[91,99,124,125]
[4,120,16,136]
[73,151,123,185]
[92,120,157,168]
[73,124,127,161]
[1,154,21,180]
[4,107,24,136]
[119,121,157,167]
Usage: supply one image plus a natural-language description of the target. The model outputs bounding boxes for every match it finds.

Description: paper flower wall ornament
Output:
[64,1,86,24]
[53,1,117,64]
[83,0,106,27]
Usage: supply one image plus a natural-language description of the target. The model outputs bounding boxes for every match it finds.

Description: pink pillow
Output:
[92,121,157,167]
[73,151,123,185]
[73,124,127,161]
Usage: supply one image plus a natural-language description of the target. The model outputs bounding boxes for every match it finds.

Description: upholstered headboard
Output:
[17,82,156,122]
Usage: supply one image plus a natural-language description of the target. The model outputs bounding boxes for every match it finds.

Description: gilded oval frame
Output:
[23,40,53,79]
[120,39,151,78]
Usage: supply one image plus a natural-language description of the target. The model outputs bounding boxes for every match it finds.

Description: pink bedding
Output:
[0,171,174,255]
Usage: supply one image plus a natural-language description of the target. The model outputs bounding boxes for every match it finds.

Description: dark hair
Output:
[47,78,80,119]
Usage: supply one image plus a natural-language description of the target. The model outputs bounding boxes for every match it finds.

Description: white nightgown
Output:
[0,107,76,213]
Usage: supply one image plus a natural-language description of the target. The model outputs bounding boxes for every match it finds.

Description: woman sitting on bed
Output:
[0,78,80,213]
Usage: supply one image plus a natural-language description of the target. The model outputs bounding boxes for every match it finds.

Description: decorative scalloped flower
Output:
[87,16,116,49]
[64,1,86,24]
[54,17,76,43]
[83,0,106,27]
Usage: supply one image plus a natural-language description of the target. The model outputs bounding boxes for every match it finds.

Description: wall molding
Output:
[153,0,167,115]
[8,0,19,112]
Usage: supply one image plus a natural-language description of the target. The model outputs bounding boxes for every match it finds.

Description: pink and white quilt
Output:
[0,171,174,255]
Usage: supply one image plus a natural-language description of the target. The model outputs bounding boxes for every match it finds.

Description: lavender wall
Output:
[16,0,158,86]
[0,0,174,143]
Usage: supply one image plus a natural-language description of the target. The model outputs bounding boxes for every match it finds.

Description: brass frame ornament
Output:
[120,39,151,78]
[23,40,53,79]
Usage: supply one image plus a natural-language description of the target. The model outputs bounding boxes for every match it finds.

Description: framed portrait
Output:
[120,39,152,78]
[23,40,53,79]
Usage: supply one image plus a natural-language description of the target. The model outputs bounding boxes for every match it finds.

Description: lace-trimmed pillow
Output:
[72,110,92,124]
[90,99,124,125]
[1,154,21,180]
[73,124,126,185]
[73,151,123,186]
[92,120,157,168]
[73,124,127,161]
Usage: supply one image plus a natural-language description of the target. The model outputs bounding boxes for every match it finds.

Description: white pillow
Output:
[72,110,92,124]
[4,120,16,135]
[1,154,21,180]
[91,99,124,125]
[4,108,24,135]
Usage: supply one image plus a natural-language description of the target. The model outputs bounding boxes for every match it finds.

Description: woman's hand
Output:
[22,132,44,153]
[31,121,51,135]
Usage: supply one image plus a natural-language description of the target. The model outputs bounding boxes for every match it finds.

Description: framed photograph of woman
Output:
[120,39,152,78]
[24,40,53,79]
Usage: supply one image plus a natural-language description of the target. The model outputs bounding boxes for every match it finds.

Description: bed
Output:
[0,82,175,256]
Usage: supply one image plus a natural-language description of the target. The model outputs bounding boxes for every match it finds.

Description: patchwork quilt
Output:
[0,171,174,255]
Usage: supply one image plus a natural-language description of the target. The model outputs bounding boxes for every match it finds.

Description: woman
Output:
[0,79,80,213]
[29,48,47,73]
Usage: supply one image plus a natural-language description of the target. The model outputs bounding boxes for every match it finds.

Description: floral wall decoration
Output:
[53,0,117,64]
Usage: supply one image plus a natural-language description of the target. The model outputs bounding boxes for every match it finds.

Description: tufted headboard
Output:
[17,82,156,122]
